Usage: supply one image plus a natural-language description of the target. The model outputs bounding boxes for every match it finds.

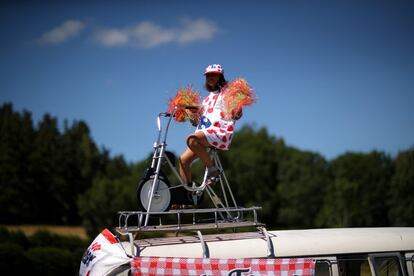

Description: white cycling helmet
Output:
[204,64,223,75]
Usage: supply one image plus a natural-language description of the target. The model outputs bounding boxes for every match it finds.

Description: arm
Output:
[189,106,202,126]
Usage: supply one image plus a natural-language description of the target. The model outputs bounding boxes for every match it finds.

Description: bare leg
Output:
[186,132,214,168]
[179,148,198,184]
[179,132,214,184]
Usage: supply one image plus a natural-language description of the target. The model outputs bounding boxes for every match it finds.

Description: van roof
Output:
[135,227,414,258]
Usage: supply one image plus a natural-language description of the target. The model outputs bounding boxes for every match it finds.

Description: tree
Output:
[276,149,331,228]
[2,102,412,232]
[0,103,35,223]
[59,120,102,224]
[78,161,145,236]
[388,147,414,226]
[0,103,132,225]
[28,114,63,223]
[221,125,282,227]
[317,151,393,227]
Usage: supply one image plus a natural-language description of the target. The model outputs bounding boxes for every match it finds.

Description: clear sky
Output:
[1,0,413,162]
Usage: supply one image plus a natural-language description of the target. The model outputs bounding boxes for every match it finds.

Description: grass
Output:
[3,225,89,240]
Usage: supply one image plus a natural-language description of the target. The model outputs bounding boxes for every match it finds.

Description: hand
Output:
[190,117,199,127]
[231,109,243,120]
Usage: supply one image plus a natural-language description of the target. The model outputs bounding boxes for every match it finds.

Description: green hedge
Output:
[0,227,88,276]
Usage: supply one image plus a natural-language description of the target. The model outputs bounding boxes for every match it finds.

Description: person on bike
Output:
[179,64,242,186]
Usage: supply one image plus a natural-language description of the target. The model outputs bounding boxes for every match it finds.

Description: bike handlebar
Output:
[155,105,200,144]
[160,106,200,117]
[176,105,199,110]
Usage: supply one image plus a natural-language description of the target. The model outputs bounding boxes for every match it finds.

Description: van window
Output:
[372,256,402,276]
[338,255,371,276]
[315,260,331,276]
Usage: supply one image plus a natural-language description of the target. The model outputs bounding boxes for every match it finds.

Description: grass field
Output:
[3,225,89,240]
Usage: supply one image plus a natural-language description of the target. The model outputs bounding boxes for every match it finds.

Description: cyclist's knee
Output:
[178,156,187,167]
[179,153,193,167]
[186,135,199,148]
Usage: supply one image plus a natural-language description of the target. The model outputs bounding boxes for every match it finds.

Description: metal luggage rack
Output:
[128,227,275,258]
[116,206,263,235]
[133,227,276,258]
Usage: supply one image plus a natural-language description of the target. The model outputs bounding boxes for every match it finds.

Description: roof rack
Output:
[131,227,275,258]
[116,206,263,235]
[115,206,265,257]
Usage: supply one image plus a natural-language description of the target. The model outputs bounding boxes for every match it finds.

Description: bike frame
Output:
[143,106,240,226]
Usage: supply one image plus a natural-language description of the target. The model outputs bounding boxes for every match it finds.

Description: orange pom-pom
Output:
[167,86,201,122]
[222,78,255,120]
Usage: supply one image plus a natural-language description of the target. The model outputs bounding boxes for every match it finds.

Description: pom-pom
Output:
[167,86,201,122]
[222,78,255,120]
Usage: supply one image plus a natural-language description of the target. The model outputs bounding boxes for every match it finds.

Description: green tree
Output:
[98,151,131,180]
[25,247,75,276]
[221,125,282,227]
[3,102,413,233]
[59,120,102,224]
[0,227,87,275]
[0,103,35,223]
[0,242,29,274]
[277,149,330,228]
[78,161,144,236]
[221,125,331,229]
[0,103,134,226]
[318,151,393,227]
[388,147,414,226]
[28,114,64,223]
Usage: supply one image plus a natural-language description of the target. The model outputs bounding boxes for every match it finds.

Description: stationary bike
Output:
[136,106,239,226]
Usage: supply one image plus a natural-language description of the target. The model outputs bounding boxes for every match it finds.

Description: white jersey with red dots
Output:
[195,90,235,150]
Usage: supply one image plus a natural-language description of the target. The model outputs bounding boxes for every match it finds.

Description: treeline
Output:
[222,126,414,228]
[1,103,413,237]
[0,103,130,225]
[0,227,87,275]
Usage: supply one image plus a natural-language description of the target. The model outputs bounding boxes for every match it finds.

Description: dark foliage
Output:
[1,102,413,234]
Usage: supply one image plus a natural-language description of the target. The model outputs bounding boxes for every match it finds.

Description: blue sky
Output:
[1,1,413,162]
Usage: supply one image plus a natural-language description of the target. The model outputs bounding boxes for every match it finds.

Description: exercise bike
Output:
[136,106,240,226]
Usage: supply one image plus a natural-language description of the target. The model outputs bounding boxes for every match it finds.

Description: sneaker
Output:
[206,166,221,185]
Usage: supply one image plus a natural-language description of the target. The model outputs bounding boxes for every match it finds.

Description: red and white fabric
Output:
[131,256,315,276]
[79,228,131,276]
[196,91,235,150]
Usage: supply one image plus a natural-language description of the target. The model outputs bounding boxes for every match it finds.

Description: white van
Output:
[129,227,414,276]
[81,211,414,276]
